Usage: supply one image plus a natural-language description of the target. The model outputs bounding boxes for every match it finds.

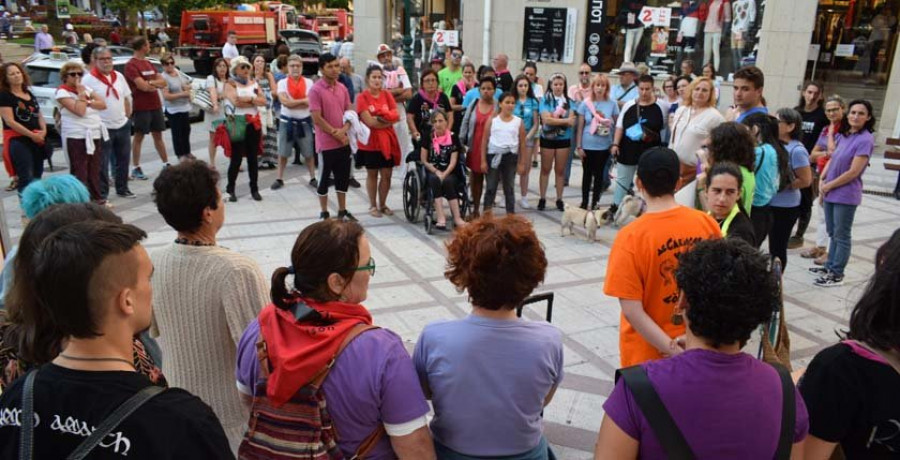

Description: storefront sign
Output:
[834,44,855,57]
[56,0,71,19]
[522,7,577,64]
[808,44,820,61]
[433,29,459,47]
[639,6,672,27]
[583,0,606,71]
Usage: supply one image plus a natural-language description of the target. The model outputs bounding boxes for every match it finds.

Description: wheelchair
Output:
[402,150,471,234]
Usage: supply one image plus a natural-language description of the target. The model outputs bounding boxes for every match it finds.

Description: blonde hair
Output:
[59,61,84,82]
[584,73,611,103]
[683,77,717,108]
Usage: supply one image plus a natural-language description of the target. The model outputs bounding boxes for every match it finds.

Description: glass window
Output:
[25,67,60,87]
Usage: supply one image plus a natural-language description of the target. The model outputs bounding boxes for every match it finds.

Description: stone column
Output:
[754,0,818,113]
[351,1,389,70]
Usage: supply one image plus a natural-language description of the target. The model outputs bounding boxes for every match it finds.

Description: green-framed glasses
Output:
[355,257,376,276]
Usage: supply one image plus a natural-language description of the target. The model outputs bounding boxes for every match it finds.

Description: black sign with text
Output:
[584,0,607,71]
[523,7,568,63]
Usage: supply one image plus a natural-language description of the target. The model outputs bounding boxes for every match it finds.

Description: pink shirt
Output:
[309,77,351,152]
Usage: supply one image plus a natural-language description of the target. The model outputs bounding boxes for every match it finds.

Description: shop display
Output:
[618,0,648,63]
[702,0,732,72]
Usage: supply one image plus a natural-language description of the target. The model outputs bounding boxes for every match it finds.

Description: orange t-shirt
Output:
[604,206,721,367]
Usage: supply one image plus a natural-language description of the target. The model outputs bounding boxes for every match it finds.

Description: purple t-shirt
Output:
[823,130,873,206]
[236,320,429,460]
[603,349,809,459]
[413,315,564,457]
[308,78,351,153]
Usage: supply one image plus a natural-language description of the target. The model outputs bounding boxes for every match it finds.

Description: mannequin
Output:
[676,0,702,71]
[731,0,756,70]
[701,0,731,72]
[619,0,648,63]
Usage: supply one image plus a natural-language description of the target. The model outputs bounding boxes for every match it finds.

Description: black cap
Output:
[637,147,680,197]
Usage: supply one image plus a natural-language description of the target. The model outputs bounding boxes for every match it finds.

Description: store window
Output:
[605,0,765,79]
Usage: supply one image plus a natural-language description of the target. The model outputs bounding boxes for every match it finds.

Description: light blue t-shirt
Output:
[539,95,574,141]
[577,99,619,151]
[611,83,638,104]
[769,140,810,208]
[413,314,564,457]
[514,97,540,133]
[753,143,781,207]
[462,86,502,109]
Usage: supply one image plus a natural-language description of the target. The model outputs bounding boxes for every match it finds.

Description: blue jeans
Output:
[101,122,133,197]
[824,202,857,277]
[614,163,637,207]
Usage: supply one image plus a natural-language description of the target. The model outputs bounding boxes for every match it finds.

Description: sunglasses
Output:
[163,61,175,66]
[67,72,84,77]
[355,257,376,276]
[451,52,462,58]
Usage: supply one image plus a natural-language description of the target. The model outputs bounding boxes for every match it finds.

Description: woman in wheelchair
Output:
[421,109,467,230]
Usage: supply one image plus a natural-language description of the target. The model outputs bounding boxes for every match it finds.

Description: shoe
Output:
[788,236,804,249]
[251,191,262,201]
[520,197,531,209]
[320,211,330,220]
[131,167,148,180]
[369,207,382,218]
[814,253,828,266]
[349,177,361,188]
[532,160,538,168]
[163,163,171,169]
[564,180,569,187]
[601,204,618,223]
[117,191,137,199]
[894,190,900,201]
[800,246,825,259]
[808,266,829,276]
[228,193,237,202]
[591,202,600,211]
[338,210,357,222]
[5,178,17,191]
[309,178,318,188]
[556,200,565,211]
[381,206,394,216]
[580,201,588,210]
[271,179,284,190]
[814,272,844,287]
[537,198,546,210]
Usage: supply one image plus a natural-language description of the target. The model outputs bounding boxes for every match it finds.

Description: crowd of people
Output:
[0,34,895,459]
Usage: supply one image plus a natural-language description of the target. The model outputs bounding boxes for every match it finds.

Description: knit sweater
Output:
[149,243,268,452]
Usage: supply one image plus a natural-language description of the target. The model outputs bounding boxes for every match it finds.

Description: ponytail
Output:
[270,266,292,310]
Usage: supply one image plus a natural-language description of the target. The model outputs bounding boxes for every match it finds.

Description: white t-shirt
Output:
[222,42,239,60]
[82,70,132,130]
[55,86,104,139]
[668,105,725,166]
[488,115,522,153]
[231,81,260,116]
[276,76,313,119]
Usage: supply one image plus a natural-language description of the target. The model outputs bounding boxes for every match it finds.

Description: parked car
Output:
[25,55,204,140]
[24,45,134,65]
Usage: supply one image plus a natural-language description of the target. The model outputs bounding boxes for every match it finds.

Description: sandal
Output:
[369,207,382,218]
[434,222,448,231]
[5,178,17,191]
[381,206,394,216]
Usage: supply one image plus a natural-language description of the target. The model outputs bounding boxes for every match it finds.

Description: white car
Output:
[25,54,204,139]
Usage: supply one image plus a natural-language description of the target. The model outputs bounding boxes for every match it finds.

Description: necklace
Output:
[59,353,134,367]
[174,237,215,247]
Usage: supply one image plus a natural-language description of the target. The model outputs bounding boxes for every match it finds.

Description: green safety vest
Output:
[714,205,742,237]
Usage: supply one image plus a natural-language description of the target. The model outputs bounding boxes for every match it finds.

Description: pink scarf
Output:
[432,128,452,154]
[582,97,612,135]
[418,88,442,108]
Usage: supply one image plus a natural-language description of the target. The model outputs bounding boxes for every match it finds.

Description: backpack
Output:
[238,323,385,460]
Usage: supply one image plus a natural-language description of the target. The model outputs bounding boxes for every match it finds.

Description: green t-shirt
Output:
[438,67,463,98]
[740,166,756,216]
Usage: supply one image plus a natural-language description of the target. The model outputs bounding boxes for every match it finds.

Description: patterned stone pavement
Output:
[3,123,898,458]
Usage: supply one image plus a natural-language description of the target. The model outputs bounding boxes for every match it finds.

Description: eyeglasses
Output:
[451,52,462,58]
[355,257,376,276]
[825,108,840,113]
[97,57,113,61]
[163,62,175,66]
[67,72,84,77]
[579,71,591,75]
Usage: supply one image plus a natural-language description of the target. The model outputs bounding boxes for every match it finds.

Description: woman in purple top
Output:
[235,220,435,459]
[809,99,875,288]
[414,215,563,460]
[596,239,809,459]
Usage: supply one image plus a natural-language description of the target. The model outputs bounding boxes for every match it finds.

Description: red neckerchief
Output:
[287,75,307,100]
[257,297,374,407]
[90,67,119,100]
[57,84,78,94]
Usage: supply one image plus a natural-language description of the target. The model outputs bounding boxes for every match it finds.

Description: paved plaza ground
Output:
[2,122,898,458]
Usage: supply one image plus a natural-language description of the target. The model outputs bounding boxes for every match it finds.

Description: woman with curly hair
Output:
[414,215,562,459]
[596,239,809,458]
[703,121,757,215]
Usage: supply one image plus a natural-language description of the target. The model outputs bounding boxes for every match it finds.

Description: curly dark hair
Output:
[445,215,547,310]
[839,99,877,135]
[675,239,778,348]
[152,160,220,233]
[846,229,900,351]
[271,219,365,306]
[709,122,756,170]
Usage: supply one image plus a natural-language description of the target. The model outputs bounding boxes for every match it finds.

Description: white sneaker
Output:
[520,197,531,209]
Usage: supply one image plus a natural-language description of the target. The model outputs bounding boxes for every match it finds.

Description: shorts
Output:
[277,117,314,159]
[316,146,352,196]
[540,138,570,150]
[358,149,394,170]
[132,109,166,135]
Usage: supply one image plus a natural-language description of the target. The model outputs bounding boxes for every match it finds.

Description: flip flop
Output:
[369,207,382,218]
[381,206,394,216]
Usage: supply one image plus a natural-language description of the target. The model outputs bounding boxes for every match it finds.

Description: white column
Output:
[754,0,818,113]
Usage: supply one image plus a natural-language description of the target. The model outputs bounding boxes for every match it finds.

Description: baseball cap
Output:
[637,147,680,197]
[376,44,392,56]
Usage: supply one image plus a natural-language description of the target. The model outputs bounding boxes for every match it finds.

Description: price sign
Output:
[639,7,672,27]
[433,29,459,47]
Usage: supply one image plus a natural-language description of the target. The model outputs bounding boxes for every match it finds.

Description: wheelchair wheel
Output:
[424,214,434,235]
[403,169,421,223]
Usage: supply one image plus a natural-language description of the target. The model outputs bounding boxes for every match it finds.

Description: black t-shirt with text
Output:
[407,92,452,146]
[799,106,829,153]
[0,90,41,132]
[799,343,900,459]
[428,133,462,172]
[0,364,234,459]
[618,100,665,166]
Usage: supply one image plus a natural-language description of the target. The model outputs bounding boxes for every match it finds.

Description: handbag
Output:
[212,106,248,142]
[191,87,213,111]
